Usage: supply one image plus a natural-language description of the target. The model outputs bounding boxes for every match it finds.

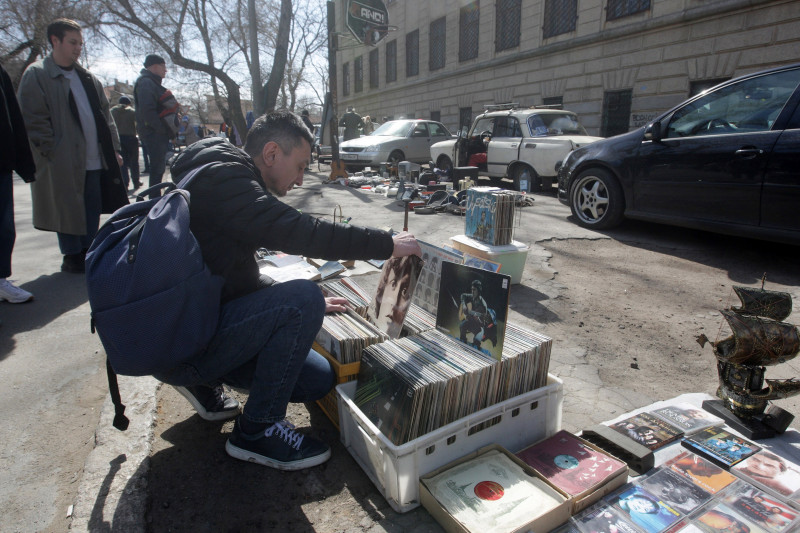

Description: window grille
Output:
[543,0,577,38]
[354,56,363,93]
[369,49,379,89]
[459,2,479,62]
[495,0,521,51]
[343,62,350,96]
[601,89,632,137]
[406,30,419,77]
[607,0,650,21]
[386,40,397,83]
[430,17,446,71]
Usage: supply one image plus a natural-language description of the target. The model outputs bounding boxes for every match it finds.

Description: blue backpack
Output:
[86,165,224,429]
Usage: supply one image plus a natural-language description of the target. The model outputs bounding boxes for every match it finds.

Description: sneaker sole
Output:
[172,385,241,421]
[225,440,331,471]
[0,295,34,303]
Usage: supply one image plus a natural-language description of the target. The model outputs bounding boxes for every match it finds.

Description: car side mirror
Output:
[644,121,662,141]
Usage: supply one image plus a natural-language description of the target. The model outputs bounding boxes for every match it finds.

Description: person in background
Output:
[0,63,35,303]
[134,54,171,196]
[362,115,374,135]
[160,110,421,470]
[339,106,363,141]
[18,18,127,274]
[300,109,314,132]
[110,96,141,190]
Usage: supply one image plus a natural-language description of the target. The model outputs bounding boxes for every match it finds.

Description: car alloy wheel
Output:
[569,168,624,229]
[388,150,405,166]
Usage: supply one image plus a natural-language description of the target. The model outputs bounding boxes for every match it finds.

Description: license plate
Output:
[341,154,358,160]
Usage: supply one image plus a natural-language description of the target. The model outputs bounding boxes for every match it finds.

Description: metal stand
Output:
[702,399,793,440]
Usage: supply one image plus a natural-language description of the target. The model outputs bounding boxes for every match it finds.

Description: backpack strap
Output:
[176,162,215,190]
[106,359,130,431]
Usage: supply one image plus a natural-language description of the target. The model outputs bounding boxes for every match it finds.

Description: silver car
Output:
[339,119,452,168]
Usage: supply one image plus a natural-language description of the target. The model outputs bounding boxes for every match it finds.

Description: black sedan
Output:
[558,62,800,245]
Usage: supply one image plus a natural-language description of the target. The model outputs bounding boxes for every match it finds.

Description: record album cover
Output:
[435,261,511,361]
[607,412,684,450]
[681,426,761,469]
[367,255,424,339]
[516,430,627,497]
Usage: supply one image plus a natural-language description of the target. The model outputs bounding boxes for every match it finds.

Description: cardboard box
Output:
[450,234,529,284]
[420,444,571,533]
[337,375,563,513]
[313,343,360,430]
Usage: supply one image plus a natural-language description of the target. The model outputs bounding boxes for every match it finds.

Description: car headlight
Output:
[365,145,381,152]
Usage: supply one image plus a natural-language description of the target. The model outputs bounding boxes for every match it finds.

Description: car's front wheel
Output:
[388,150,405,166]
[569,168,625,229]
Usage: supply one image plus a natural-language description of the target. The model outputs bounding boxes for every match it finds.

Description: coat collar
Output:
[43,55,88,79]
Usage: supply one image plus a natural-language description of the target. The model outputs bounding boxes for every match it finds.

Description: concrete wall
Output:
[335,0,800,136]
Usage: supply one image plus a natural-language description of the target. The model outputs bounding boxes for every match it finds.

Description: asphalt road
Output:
[3,167,799,532]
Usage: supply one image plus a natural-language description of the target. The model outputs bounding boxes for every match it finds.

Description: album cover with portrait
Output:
[366,254,424,339]
[435,261,511,361]
[733,451,800,507]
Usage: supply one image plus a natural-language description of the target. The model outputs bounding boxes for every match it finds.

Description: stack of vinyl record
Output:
[401,303,437,336]
[465,187,518,246]
[320,278,371,317]
[354,327,551,446]
[316,308,388,364]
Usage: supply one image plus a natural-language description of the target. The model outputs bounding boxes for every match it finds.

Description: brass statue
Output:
[697,281,800,425]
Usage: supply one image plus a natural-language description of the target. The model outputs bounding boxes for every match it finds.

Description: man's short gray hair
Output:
[244,110,314,160]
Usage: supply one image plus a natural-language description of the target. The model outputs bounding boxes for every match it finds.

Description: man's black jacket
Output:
[170,137,394,303]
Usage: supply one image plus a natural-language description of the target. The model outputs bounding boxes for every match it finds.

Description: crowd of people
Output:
[2,17,422,471]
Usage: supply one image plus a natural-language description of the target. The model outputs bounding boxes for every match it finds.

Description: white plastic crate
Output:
[336,374,563,513]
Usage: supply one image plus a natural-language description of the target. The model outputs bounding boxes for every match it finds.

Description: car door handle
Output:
[735,147,764,159]
[524,143,536,149]
[509,144,518,148]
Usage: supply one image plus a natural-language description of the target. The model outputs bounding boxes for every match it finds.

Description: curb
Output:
[71,376,160,532]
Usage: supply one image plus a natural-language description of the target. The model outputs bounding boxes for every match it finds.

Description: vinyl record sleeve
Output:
[516,430,627,497]
[421,448,564,533]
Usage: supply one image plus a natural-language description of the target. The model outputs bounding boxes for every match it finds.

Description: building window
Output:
[689,78,729,97]
[354,56,363,93]
[406,30,419,77]
[543,96,564,107]
[430,110,441,122]
[429,17,446,71]
[459,106,473,136]
[369,48,379,89]
[601,89,632,137]
[343,61,350,96]
[386,39,397,83]
[459,2,479,62]
[543,0,577,38]
[607,0,650,21]
[496,0,521,51]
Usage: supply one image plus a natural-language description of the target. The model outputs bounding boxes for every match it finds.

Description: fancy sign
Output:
[346,0,389,46]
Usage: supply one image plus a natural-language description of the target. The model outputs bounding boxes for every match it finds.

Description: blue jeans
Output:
[141,134,169,198]
[0,172,14,278]
[57,169,102,255]
[154,280,331,425]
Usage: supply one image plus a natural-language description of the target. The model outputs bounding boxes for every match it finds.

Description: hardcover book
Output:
[681,426,761,469]
[435,261,511,361]
[607,412,684,450]
[733,452,800,508]
[650,403,724,434]
[665,451,738,494]
[516,430,628,498]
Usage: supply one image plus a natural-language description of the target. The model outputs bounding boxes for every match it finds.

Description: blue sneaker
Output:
[225,418,331,470]
[173,384,240,421]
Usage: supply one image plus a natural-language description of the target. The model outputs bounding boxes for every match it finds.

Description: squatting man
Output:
[158,110,421,471]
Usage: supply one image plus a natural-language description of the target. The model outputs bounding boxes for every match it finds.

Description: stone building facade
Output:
[334,0,800,137]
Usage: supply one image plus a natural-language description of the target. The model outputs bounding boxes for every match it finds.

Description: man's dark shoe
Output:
[226,418,331,470]
[61,253,85,273]
[173,384,241,421]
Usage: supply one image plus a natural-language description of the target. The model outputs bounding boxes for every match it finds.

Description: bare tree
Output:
[261,0,292,113]
[279,0,327,112]
[0,0,99,84]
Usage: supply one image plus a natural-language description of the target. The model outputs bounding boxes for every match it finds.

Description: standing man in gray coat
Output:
[110,96,141,190]
[134,54,172,197]
[18,18,128,274]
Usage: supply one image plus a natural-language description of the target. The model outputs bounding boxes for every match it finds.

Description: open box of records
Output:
[419,444,572,533]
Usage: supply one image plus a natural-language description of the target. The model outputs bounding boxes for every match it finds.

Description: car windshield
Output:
[371,121,413,137]
[527,113,588,136]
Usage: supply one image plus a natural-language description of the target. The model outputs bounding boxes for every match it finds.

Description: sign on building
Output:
[346,0,389,46]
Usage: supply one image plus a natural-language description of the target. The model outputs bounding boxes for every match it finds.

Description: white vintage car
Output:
[430,105,602,190]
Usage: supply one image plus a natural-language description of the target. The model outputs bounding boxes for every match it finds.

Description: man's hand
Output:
[325,296,348,313]
[391,231,422,258]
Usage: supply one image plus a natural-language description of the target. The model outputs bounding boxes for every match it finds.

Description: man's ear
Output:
[261,141,280,167]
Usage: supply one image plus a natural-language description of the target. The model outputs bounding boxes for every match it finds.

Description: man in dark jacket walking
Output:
[110,96,140,189]
[0,64,36,302]
[160,110,421,470]
[134,54,171,196]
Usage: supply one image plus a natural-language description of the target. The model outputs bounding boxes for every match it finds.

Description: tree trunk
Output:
[248,0,264,116]
[263,0,292,112]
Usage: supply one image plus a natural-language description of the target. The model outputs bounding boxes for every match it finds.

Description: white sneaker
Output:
[0,279,34,303]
